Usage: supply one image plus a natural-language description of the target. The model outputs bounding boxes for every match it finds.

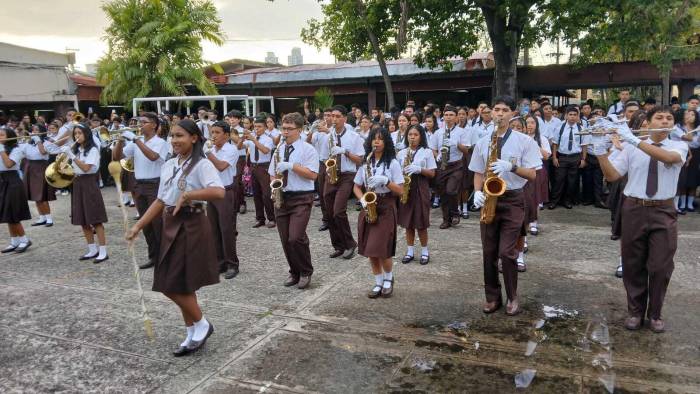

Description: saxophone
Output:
[360,148,378,224]
[325,131,339,184]
[270,139,285,209]
[479,129,507,224]
[400,148,413,204]
[440,126,451,170]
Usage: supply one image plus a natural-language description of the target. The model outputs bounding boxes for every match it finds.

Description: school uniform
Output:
[268,139,319,278]
[124,136,169,264]
[71,147,108,226]
[469,130,541,304]
[534,134,551,206]
[22,142,55,202]
[550,122,591,207]
[243,134,275,224]
[324,126,365,253]
[391,130,408,149]
[311,130,331,225]
[582,135,606,206]
[671,125,700,193]
[233,125,247,211]
[354,157,404,258]
[609,139,688,322]
[0,146,31,224]
[197,120,212,139]
[397,147,437,230]
[154,157,224,293]
[429,125,470,225]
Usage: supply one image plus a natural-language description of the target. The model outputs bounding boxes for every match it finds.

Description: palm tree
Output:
[96,0,225,109]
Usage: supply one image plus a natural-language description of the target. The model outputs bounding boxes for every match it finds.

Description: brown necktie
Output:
[645,143,662,197]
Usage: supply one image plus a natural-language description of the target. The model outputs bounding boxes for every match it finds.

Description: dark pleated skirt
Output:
[461,152,474,191]
[679,147,700,189]
[398,175,431,230]
[535,166,549,205]
[523,179,538,225]
[120,170,136,193]
[0,171,31,224]
[24,160,56,202]
[71,173,108,226]
[607,176,628,237]
[154,207,220,293]
[358,194,398,258]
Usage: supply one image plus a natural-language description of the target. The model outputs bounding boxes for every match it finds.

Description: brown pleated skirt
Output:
[0,171,31,224]
[523,179,538,225]
[461,152,474,191]
[398,175,431,230]
[71,173,108,226]
[24,160,56,202]
[120,170,136,193]
[436,161,463,195]
[153,207,220,294]
[535,165,549,205]
[206,185,239,269]
[358,194,398,258]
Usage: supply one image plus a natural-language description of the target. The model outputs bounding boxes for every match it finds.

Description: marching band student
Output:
[397,125,436,265]
[0,128,33,253]
[205,121,240,279]
[524,114,551,233]
[353,126,404,298]
[265,115,282,145]
[309,108,332,231]
[225,110,248,215]
[409,113,422,127]
[64,123,108,263]
[430,105,470,229]
[242,117,276,228]
[356,115,372,140]
[607,89,631,116]
[23,124,55,227]
[509,117,535,271]
[470,96,541,316]
[392,113,410,150]
[126,119,224,356]
[594,106,688,333]
[549,106,590,209]
[672,108,700,213]
[269,113,319,289]
[324,105,365,259]
[113,112,169,269]
[196,106,212,139]
[423,114,440,208]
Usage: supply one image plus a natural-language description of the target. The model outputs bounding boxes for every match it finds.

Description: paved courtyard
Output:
[1,187,699,393]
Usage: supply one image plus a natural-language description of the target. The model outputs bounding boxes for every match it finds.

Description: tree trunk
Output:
[660,67,671,106]
[355,0,395,109]
[482,5,520,99]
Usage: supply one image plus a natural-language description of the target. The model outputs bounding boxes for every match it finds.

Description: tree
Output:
[96,0,225,109]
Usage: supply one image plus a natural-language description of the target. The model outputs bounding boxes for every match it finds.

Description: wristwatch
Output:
[510,163,519,173]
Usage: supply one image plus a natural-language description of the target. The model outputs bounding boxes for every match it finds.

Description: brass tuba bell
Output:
[44,152,75,188]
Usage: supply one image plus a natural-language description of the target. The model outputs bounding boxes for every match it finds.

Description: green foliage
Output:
[313,87,334,111]
[96,0,226,108]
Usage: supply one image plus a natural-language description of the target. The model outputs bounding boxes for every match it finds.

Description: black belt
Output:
[283,190,314,197]
[28,159,48,164]
[557,152,581,158]
[136,177,160,184]
[503,189,523,196]
[224,183,235,190]
[165,203,205,214]
[251,162,270,167]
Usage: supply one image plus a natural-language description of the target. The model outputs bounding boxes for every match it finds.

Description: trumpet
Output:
[99,127,141,143]
[3,131,51,142]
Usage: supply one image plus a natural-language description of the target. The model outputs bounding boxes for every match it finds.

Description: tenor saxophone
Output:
[270,140,285,209]
[479,129,507,225]
[440,126,451,170]
[361,148,378,224]
[400,148,413,204]
[325,132,338,184]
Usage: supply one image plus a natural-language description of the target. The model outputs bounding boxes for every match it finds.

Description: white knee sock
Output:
[406,245,414,257]
[86,243,97,256]
[421,246,429,257]
[374,274,384,286]
[462,202,469,211]
[44,214,52,223]
[688,195,695,207]
[674,196,680,209]
[97,245,107,259]
[180,325,194,347]
[383,271,393,287]
[192,317,210,341]
[18,236,28,244]
[679,195,686,209]
[37,215,45,222]
[517,251,525,263]
[10,237,19,246]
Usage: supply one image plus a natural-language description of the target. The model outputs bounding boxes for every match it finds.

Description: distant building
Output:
[288,47,303,66]
[264,52,278,64]
[85,63,98,75]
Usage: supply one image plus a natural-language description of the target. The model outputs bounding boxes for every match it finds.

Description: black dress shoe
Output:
[610,234,620,241]
[239,205,247,214]
[223,266,239,279]
[44,222,54,227]
[188,324,214,352]
[172,346,192,357]
[1,245,17,253]
[284,274,299,286]
[367,284,382,299]
[342,247,356,259]
[563,203,573,209]
[401,254,414,264]
[329,249,344,258]
[79,252,99,261]
[461,211,469,219]
[139,260,156,269]
[582,201,593,206]
[594,202,609,209]
[31,221,47,226]
[547,204,556,210]
[14,240,32,253]
[318,222,329,231]
[252,221,265,228]
[93,255,109,264]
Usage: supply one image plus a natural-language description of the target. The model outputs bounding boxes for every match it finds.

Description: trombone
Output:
[99,127,141,143]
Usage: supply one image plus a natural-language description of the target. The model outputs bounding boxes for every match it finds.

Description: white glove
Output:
[404,164,422,175]
[330,146,346,156]
[61,146,76,160]
[489,159,513,175]
[395,142,406,150]
[203,143,211,154]
[615,124,641,147]
[121,130,136,141]
[473,190,486,209]
[590,135,610,156]
[31,135,41,143]
[360,199,368,209]
[368,174,389,188]
[277,161,294,172]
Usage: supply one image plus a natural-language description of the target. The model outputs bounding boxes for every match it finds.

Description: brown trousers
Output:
[207,185,239,271]
[480,191,525,302]
[251,163,274,223]
[134,180,162,263]
[437,161,464,222]
[621,198,677,320]
[317,161,330,223]
[275,193,315,277]
[323,172,357,251]
[234,156,246,209]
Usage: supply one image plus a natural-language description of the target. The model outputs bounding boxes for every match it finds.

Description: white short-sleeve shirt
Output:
[429,125,470,163]
[610,139,688,200]
[210,142,239,186]
[311,131,330,161]
[469,129,542,190]
[397,146,438,170]
[72,146,100,175]
[244,134,275,163]
[541,117,563,142]
[0,146,24,171]
[353,157,404,194]
[23,143,49,161]
[268,138,320,192]
[330,126,365,173]
[553,122,591,154]
[157,157,224,206]
[123,136,169,180]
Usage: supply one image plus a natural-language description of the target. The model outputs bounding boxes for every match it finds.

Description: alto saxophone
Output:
[440,126,451,170]
[479,128,507,224]
[360,148,378,224]
[270,139,285,209]
[400,148,413,204]
[325,131,339,184]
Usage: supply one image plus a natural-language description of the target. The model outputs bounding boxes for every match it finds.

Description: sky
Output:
[0,0,334,70]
